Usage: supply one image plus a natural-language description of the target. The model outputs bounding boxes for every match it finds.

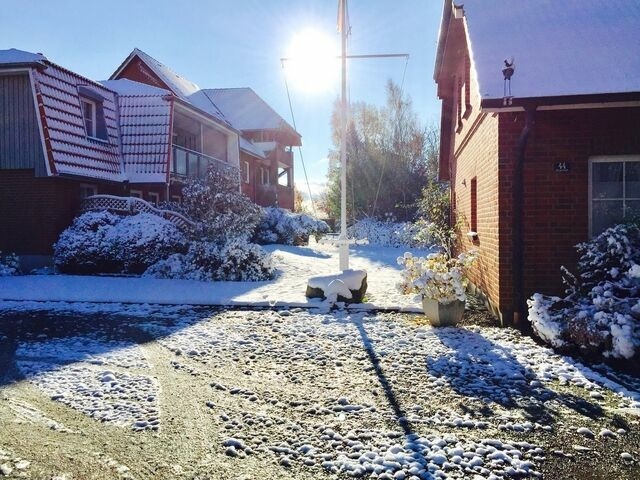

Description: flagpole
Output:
[338,0,349,271]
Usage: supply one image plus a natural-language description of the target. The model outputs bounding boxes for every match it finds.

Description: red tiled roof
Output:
[104,79,172,183]
[33,63,123,181]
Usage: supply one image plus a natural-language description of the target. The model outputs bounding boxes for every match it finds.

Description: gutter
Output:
[512,104,536,327]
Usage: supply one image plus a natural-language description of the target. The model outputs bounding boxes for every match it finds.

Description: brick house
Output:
[434,1,640,325]
[0,48,299,268]
[110,49,301,210]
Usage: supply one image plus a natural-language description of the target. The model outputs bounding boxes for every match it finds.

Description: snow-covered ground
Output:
[1,305,639,478]
[0,242,429,311]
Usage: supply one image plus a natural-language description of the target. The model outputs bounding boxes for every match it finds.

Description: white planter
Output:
[422,298,465,327]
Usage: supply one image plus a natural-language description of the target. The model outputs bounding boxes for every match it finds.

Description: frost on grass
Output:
[15,336,159,430]
[528,223,640,359]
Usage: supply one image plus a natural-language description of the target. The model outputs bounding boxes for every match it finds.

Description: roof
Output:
[203,88,300,141]
[32,62,124,181]
[100,78,171,97]
[111,49,230,127]
[439,0,640,101]
[102,79,172,183]
[0,48,47,67]
[239,137,266,159]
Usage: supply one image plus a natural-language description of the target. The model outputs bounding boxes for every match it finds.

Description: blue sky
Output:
[2,0,443,199]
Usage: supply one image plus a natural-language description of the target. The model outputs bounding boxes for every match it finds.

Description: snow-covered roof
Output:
[239,137,266,159]
[0,48,47,66]
[451,0,640,100]
[100,78,171,97]
[203,88,299,138]
[32,64,123,181]
[104,79,172,183]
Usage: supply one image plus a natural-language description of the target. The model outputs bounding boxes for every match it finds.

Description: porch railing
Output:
[81,195,196,231]
[171,145,236,179]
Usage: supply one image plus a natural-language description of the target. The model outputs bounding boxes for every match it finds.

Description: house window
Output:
[261,167,270,185]
[130,189,143,199]
[148,192,160,205]
[242,161,250,184]
[81,99,97,138]
[470,177,477,233]
[278,166,291,187]
[79,183,97,200]
[590,156,640,236]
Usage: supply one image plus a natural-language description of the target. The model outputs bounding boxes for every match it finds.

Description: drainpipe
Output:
[512,104,536,327]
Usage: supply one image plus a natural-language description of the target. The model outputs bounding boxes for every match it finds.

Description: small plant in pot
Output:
[397,250,476,326]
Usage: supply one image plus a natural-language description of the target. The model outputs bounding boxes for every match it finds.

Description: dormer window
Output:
[81,99,97,138]
[77,85,109,142]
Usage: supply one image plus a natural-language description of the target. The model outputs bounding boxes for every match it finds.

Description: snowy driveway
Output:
[0,304,639,479]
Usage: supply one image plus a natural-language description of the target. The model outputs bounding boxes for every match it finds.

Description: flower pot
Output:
[422,298,465,327]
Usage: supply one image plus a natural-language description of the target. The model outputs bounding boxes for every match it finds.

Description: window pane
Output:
[592,162,622,199]
[625,162,640,198]
[188,153,198,177]
[198,157,208,178]
[625,200,640,223]
[175,149,187,175]
[592,200,623,235]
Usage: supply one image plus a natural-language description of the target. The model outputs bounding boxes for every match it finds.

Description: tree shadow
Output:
[426,327,604,424]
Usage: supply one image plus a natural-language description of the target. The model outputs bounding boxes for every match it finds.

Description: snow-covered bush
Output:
[0,251,20,276]
[181,167,260,244]
[144,239,274,282]
[348,217,427,247]
[396,250,476,304]
[254,207,330,245]
[54,211,187,275]
[54,211,123,274]
[528,224,640,359]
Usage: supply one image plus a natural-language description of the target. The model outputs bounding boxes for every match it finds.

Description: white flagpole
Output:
[338,0,349,271]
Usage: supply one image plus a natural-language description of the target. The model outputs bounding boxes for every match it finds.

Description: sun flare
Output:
[285,29,339,93]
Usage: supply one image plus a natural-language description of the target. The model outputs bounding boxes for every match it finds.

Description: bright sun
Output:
[285,29,339,93]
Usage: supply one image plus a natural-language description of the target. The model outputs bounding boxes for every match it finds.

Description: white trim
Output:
[148,191,160,205]
[588,155,640,238]
[242,160,250,183]
[27,69,52,177]
[80,98,97,137]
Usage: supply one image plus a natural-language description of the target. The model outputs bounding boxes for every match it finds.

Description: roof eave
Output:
[433,0,453,83]
[481,91,640,112]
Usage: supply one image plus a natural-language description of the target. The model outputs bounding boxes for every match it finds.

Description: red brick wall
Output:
[498,106,640,316]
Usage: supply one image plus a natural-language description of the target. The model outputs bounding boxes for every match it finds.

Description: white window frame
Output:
[261,167,270,185]
[79,183,98,199]
[148,192,160,205]
[242,160,250,184]
[589,155,640,238]
[130,189,143,199]
[80,98,97,138]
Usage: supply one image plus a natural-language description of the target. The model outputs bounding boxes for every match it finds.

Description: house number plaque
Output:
[554,162,570,173]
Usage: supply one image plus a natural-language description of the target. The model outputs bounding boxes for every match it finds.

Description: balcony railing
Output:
[171,145,236,179]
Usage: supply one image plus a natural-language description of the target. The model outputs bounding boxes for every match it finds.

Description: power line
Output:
[280,60,318,219]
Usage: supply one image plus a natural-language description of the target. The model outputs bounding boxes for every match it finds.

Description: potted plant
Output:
[396,250,476,326]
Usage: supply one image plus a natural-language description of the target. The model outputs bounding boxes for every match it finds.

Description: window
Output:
[81,99,97,138]
[242,161,250,184]
[278,166,291,187]
[171,195,182,204]
[261,167,270,185]
[130,189,143,199]
[470,177,477,233]
[148,192,160,205]
[79,183,97,200]
[590,156,640,236]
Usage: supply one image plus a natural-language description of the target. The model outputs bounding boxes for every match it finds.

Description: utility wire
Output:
[281,61,318,219]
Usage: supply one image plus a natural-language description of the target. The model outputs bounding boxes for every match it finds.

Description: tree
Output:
[323,80,438,222]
